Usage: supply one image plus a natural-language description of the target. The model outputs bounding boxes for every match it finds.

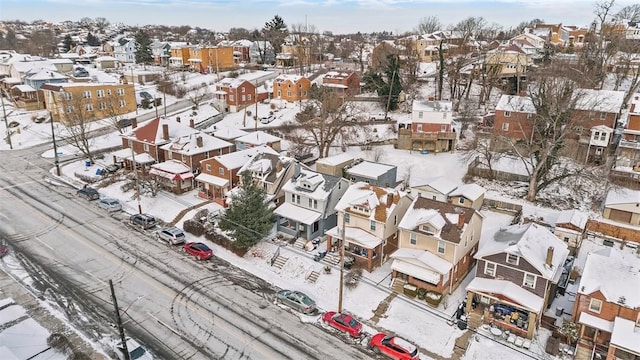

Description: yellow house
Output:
[272,74,311,102]
[169,46,191,68]
[40,82,136,124]
[187,46,235,72]
[485,45,531,78]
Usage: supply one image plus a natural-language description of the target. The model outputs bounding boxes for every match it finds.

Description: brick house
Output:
[272,74,311,103]
[492,94,536,141]
[571,247,640,360]
[326,182,412,272]
[121,118,200,165]
[465,223,569,339]
[394,196,483,295]
[321,71,360,97]
[397,100,457,152]
[213,77,258,112]
[158,131,234,173]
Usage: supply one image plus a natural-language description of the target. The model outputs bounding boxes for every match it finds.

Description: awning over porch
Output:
[274,202,321,225]
[391,259,440,284]
[112,149,156,164]
[390,248,453,275]
[149,168,193,181]
[611,317,640,355]
[195,173,229,187]
[466,277,544,313]
[325,226,383,249]
[579,312,614,333]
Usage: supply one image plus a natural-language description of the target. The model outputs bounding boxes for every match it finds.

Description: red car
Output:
[369,333,419,360]
[183,242,212,260]
[321,311,362,337]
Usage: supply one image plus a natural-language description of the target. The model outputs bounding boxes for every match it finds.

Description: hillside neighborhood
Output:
[1,4,640,360]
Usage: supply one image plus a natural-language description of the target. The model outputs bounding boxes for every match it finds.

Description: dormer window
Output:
[421,225,434,235]
[506,253,519,265]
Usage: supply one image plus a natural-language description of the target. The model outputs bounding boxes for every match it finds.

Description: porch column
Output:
[465,292,474,314]
[526,312,537,339]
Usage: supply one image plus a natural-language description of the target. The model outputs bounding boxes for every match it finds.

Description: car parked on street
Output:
[182,242,212,260]
[321,311,362,337]
[77,186,100,201]
[129,214,157,229]
[275,290,317,314]
[112,337,153,360]
[260,114,275,124]
[369,333,419,360]
[98,198,122,212]
[156,227,186,245]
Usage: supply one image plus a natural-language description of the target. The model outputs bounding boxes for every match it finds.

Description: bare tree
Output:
[94,17,110,33]
[615,4,640,21]
[103,93,130,134]
[139,176,162,197]
[59,94,96,163]
[416,16,442,34]
[460,136,505,180]
[351,32,368,74]
[187,82,208,110]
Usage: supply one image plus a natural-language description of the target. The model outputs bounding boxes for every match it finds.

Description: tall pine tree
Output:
[219,172,273,248]
[134,30,152,65]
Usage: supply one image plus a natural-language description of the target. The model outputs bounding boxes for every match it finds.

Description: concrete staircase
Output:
[271,255,289,269]
[293,238,308,250]
[322,252,341,266]
[391,278,406,294]
[306,270,320,283]
[573,344,593,360]
[467,312,483,331]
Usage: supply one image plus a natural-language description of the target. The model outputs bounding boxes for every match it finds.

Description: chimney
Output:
[457,214,465,230]
[196,136,203,148]
[176,116,181,123]
[294,162,301,178]
[546,246,554,268]
[162,124,169,141]
[190,119,195,128]
[276,160,283,173]
[386,193,394,208]
[131,118,137,129]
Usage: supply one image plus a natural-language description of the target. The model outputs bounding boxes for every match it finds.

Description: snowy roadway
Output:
[0,146,373,359]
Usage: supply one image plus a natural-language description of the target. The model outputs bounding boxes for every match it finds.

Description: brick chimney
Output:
[162,124,169,141]
[386,193,394,208]
[457,214,465,230]
[131,118,137,129]
[196,136,203,148]
[546,246,554,268]
[176,116,181,123]
[190,119,195,128]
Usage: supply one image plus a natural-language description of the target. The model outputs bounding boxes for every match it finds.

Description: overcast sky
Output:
[1,0,637,34]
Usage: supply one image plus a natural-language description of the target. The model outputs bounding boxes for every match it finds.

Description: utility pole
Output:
[49,90,61,176]
[1,92,12,150]
[131,67,138,116]
[130,146,143,214]
[338,214,346,313]
[109,279,131,360]
[385,69,396,121]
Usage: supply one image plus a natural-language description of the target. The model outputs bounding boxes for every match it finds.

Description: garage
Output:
[608,209,632,224]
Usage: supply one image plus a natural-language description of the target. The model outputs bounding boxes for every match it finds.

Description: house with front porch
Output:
[274,164,349,241]
[196,145,278,206]
[397,99,457,152]
[149,159,195,194]
[325,182,412,272]
[238,152,296,207]
[158,131,234,173]
[213,77,258,112]
[394,196,483,295]
[465,223,569,339]
[571,247,640,360]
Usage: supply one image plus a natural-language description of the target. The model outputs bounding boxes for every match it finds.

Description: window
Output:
[523,273,536,288]
[370,220,376,231]
[62,92,72,100]
[206,164,211,172]
[308,198,312,207]
[98,102,107,110]
[418,111,424,118]
[106,89,112,95]
[504,111,511,117]
[313,199,317,209]
[437,240,445,254]
[248,94,252,101]
[600,112,606,121]
[502,123,509,131]
[393,215,397,226]
[295,194,300,204]
[66,105,74,113]
[599,132,606,141]
[117,88,125,96]
[229,95,234,101]
[589,298,602,313]
[417,124,423,132]
[441,124,447,132]
[97,89,105,98]
[287,91,292,97]
[85,104,93,111]
[527,113,533,119]
[83,90,91,99]
[241,87,246,93]
[410,233,417,245]
[344,213,350,223]
[484,262,496,276]
[119,100,126,108]
[506,253,519,265]
[458,197,464,204]
[218,167,224,175]
[167,151,173,160]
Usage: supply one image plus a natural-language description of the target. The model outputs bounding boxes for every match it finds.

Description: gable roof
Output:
[412,176,458,195]
[235,130,281,146]
[283,167,341,201]
[496,95,536,113]
[578,247,640,308]
[25,69,68,81]
[475,223,569,281]
[449,183,485,201]
[210,145,278,170]
[335,182,402,222]
[239,152,293,184]
[605,187,640,206]
[159,132,232,155]
[398,196,476,244]
[555,209,588,229]
[123,118,199,145]
[573,89,625,113]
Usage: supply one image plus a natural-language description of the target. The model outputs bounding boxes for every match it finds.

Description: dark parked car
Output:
[369,333,419,360]
[129,214,157,229]
[182,242,212,260]
[321,311,362,337]
[8,121,20,128]
[77,187,100,201]
[275,290,317,314]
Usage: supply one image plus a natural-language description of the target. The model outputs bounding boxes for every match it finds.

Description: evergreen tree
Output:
[62,34,74,52]
[134,30,153,65]
[86,32,101,46]
[5,30,17,49]
[219,172,273,248]
[263,15,288,55]
[380,54,402,111]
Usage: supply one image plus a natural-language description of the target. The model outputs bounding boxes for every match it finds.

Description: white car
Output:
[112,337,153,360]
[260,114,276,124]
[98,198,122,212]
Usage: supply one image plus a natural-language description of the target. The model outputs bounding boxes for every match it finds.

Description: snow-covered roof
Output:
[273,202,321,225]
[475,223,569,282]
[412,100,452,113]
[159,132,232,155]
[555,209,588,229]
[12,84,35,92]
[578,312,613,333]
[449,183,485,201]
[495,95,536,113]
[208,125,248,140]
[11,60,56,73]
[573,89,625,113]
[411,176,458,195]
[211,145,278,170]
[610,317,640,354]
[283,168,340,201]
[345,160,395,179]
[274,74,306,83]
[1,77,22,84]
[195,173,229,187]
[390,248,453,275]
[398,196,476,244]
[466,277,544,312]
[335,182,401,222]
[326,226,382,249]
[235,130,281,146]
[25,68,67,81]
[605,187,640,206]
[315,153,355,166]
[578,247,640,308]
[151,159,191,174]
[95,56,118,62]
[123,117,199,145]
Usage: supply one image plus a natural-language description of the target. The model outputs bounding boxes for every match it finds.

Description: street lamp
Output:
[48,88,62,176]
[1,91,12,150]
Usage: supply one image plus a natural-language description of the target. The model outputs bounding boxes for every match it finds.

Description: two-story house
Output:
[343,159,397,187]
[321,71,360,98]
[326,183,412,272]
[114,39,136,63]
[213,77,257,112]
[272,74,311,103]
[158,131,234,173]
[448,183,486,210]
[186,45,235,73]
[397,100,457,152]
[410,176,458,202]
[196,145,279,206]
[571,247,640,360]
[238,152,296,207]
[315,153,356,177]
[553,209,588,252]
[465,223,569,339]
[612,93,640,182]
[394,196,483,295]
[274,165,349,240]
[492,94,536,144]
